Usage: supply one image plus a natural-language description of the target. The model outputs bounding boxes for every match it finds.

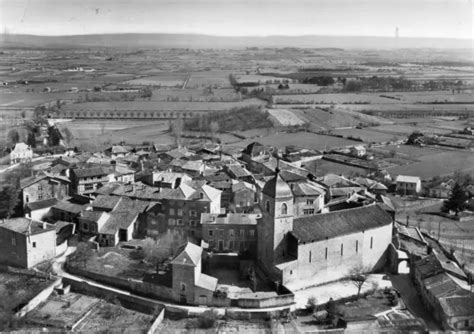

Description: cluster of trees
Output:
[184,106,272,133]
[0,164,32,218]
[301,76,335,86]
[442,172,472,215]
[344,76,415,92]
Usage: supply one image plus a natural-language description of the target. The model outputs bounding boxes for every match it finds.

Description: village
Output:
[0,113,473,332]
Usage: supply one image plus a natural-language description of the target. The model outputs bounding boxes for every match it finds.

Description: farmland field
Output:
[332,128,403,143]
[387,150,474,179]
[122,73,188,87]
[229,131,359,151]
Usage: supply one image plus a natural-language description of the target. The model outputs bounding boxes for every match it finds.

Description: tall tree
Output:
[26,131,36,148]
[63,127,74,146]
[7,129,20,145]
[349,265,371,299]
[443,182,468,215]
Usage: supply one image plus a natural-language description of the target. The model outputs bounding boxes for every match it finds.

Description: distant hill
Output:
[0,33,471,49]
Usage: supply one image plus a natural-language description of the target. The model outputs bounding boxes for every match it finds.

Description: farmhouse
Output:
[70,166,114,196]
[351,145,367,157]
[10,142,33,164]
[257,169,393,288]
[0,218,57,268]
[20,173,70,208]
[395,175,422,195]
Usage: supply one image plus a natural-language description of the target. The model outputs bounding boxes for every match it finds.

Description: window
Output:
[85,184,94,191]
[309,251,312,263]
[82,222,89,231]
[177,219,183,225]
[325,247,328,260]
[303,209,315,215]
[190,230,195,236]
[265,201,270,213]
[169,208,175,216]
[180,283,186,292]
[254,193,258,203]
[209,230,214,237]
[306,199,314,205]
[356,240,359,253]
[199,193,204,199]
[177,208,183,217]
[249,229,255,237]
[219,229,224,237]
[240,230,245,237]
[25,195,29,203]
[341,244,344,256]
[38,185,43,192]
[190,210,197,217]
[168,218,175,226]
[32,242,37,248]
[38,192,43,200]
[281,203,288,215]
[370,237,373,249]
[229,229,234,237]
[11,237,16,246]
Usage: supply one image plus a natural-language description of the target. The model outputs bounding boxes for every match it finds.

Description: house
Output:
[78,210,139,247]
[429,180,454,198]
[231,181,259,213]
[413,253,474,331]
[25,198,59,220]
[105,145,132,159]
[224,164,254,183]
[282,146,323,168]
[51,197,88,224]
[257,169,393,288]
[147,183,222,239]
[112,164,136,184]
[170,242,218,305]
[20,173,70,207]
[144,171,192,188]
[351,145,366,157]
[201,213,259,253]
[395,175,422,195]
[70,166,113,196]
[10,142,33,164]
[0,218,57,268]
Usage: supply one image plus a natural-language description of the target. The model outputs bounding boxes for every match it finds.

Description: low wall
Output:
[62,276,165,316]
[147,308,165,334]
[15,278,63,318]
[226,308,292,320]
[0,264,53,280]
[66,265,173,301]
[237,293,294,309]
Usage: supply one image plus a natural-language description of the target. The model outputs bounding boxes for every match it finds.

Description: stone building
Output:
[0,218,57,268]
[20,173,70,207]
[170,242,218,305]
[70,166,113,196]
[395,175,422,195]
[257,170,393,288]
[200,213,259,253]
[147,183,221,240]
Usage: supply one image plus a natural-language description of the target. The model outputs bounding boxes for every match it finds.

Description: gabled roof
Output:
[52,200,86,214]
[170,242,202,267]
[26,198,59,211]
[20,175,47,189]
[196,273,218,291]
[99,211,138,235]
[292,204,392,243]
[439,294,474,317]
[242,142,267,156]
[292,181,325,197]
[0,217,55,235]
[198,184,221,201]
[91,195,122,210]
[11,142,31,153]
[395,175,421,183]
[72,166,111,178]
[320,174,360,188]
[227,165,252,178]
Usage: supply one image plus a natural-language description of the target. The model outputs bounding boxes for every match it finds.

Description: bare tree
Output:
[63,127,74,146]
[137,233,186,266]
[209,121,219,143]
[349,265,371,299]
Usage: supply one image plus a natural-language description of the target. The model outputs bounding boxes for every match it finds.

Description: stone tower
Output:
[257,168,294,271]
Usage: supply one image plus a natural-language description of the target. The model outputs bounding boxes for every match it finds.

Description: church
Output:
[257,169,393,288]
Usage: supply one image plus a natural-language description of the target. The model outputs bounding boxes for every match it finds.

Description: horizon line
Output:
[3,32,472,41]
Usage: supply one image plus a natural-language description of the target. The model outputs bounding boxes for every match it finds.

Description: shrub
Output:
[186,310,218,329]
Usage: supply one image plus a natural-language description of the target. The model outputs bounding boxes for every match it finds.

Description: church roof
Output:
[292,204,392,243]
[262,172,293,198]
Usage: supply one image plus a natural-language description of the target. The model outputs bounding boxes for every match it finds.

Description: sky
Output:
[0,0,472,39]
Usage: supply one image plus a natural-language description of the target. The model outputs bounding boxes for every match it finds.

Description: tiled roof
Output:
[99,212,138,235]
[80,210,105,223]
[395,175,421,183]
[292,181,325,197]
[439,294,474,317]
[227,165,252,178]
[0,217,55,235]
[20,175,47,189]
[53,200,86,214]
[91,195,121,210]
[196,273,218,291]
[26,198,59,211]
[292,204,392,243]
[72,167,111,178]
[170,242,202,267]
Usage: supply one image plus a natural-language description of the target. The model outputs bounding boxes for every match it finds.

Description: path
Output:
[390,274,442,331]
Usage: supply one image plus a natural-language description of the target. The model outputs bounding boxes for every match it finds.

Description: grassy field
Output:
[387,150,474,179]
[230,131,359,151]
[123,73,188,87]
[332,128,402,143]
[57,119,173,150]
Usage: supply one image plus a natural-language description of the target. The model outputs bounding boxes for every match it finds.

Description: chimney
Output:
[42,222,47,229]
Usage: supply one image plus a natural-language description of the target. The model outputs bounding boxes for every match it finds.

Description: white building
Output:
[10,142,33,164]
